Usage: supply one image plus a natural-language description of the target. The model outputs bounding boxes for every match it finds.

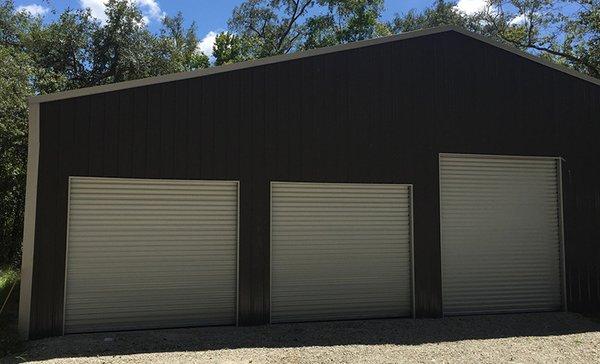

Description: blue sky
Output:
[12,0,493,55]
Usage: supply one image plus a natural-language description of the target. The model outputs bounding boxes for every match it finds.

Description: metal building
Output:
[19,26,600,339]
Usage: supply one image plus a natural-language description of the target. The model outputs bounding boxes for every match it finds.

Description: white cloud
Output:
[453,0,490,15]
[80,0,165,24]
[509,13,530,26]
[197,31,218,57]
[135,0,164,21]
[80,0,107,22]
[16,3,49,16]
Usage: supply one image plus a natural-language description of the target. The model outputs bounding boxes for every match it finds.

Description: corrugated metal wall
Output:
[568,266,600,313]
[64,177,238,333]
[440,155,563,314]
[563,162,600,313]
[270,183,413,322]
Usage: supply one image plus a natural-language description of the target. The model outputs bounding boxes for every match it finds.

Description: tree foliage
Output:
[0,44,30,269]
[213,32,251,66]
[389,0,476,33]
[227,0,316,57]
[22,1,209,89]
[0,1,35,268]
[219,0,390,62]
[303,0,390,49]
[156,12,211,72]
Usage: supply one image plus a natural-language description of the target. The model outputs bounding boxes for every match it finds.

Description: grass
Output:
[0,268,19,292]
[0,267,23,359]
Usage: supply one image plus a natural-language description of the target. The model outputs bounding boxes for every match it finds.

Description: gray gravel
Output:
[4,312,600,363]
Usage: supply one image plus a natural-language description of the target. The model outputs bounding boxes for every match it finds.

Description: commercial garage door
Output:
[64,177,238,334]
[440,154,564,315]
[270,182,413,323]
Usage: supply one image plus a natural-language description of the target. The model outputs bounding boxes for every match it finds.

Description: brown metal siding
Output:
[29,31,600,338]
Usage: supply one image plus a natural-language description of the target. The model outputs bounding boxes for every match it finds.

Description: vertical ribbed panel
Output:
[270,182,413,323]
[64,177,238,334]
[440,155,562,315]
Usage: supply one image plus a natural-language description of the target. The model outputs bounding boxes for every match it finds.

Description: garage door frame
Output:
[269,181,415,323]
[61,176,240,334]
[438,153,567,315]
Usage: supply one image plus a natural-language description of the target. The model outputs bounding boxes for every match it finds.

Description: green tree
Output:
[573,0,600,77]
[0,1,34,268]
[25,8,97,91]
[0,0,34,47]
[213,32,250,66]
[90,0,157,84]
[225,0,389,60]
[0,46,29,269]
[154,12,210,73]
[25,1,209,88]
[303,0,389,49]
[389,0,475,33]
[228,0,316,58]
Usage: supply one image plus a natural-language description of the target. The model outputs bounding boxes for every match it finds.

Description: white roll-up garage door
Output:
[270,182,413,323]
[64,177,238,334]
[440,154,564,315]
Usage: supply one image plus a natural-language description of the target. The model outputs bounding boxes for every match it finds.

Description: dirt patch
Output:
[4,312,600,363]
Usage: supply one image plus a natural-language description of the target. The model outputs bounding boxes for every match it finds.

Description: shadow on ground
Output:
[0,283,22,360]
[5,312,600,362]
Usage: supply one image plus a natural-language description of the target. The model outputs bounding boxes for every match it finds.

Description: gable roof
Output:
[29,25,600,104]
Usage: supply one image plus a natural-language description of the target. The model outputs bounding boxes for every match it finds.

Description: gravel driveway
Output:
[4,312,599,363]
